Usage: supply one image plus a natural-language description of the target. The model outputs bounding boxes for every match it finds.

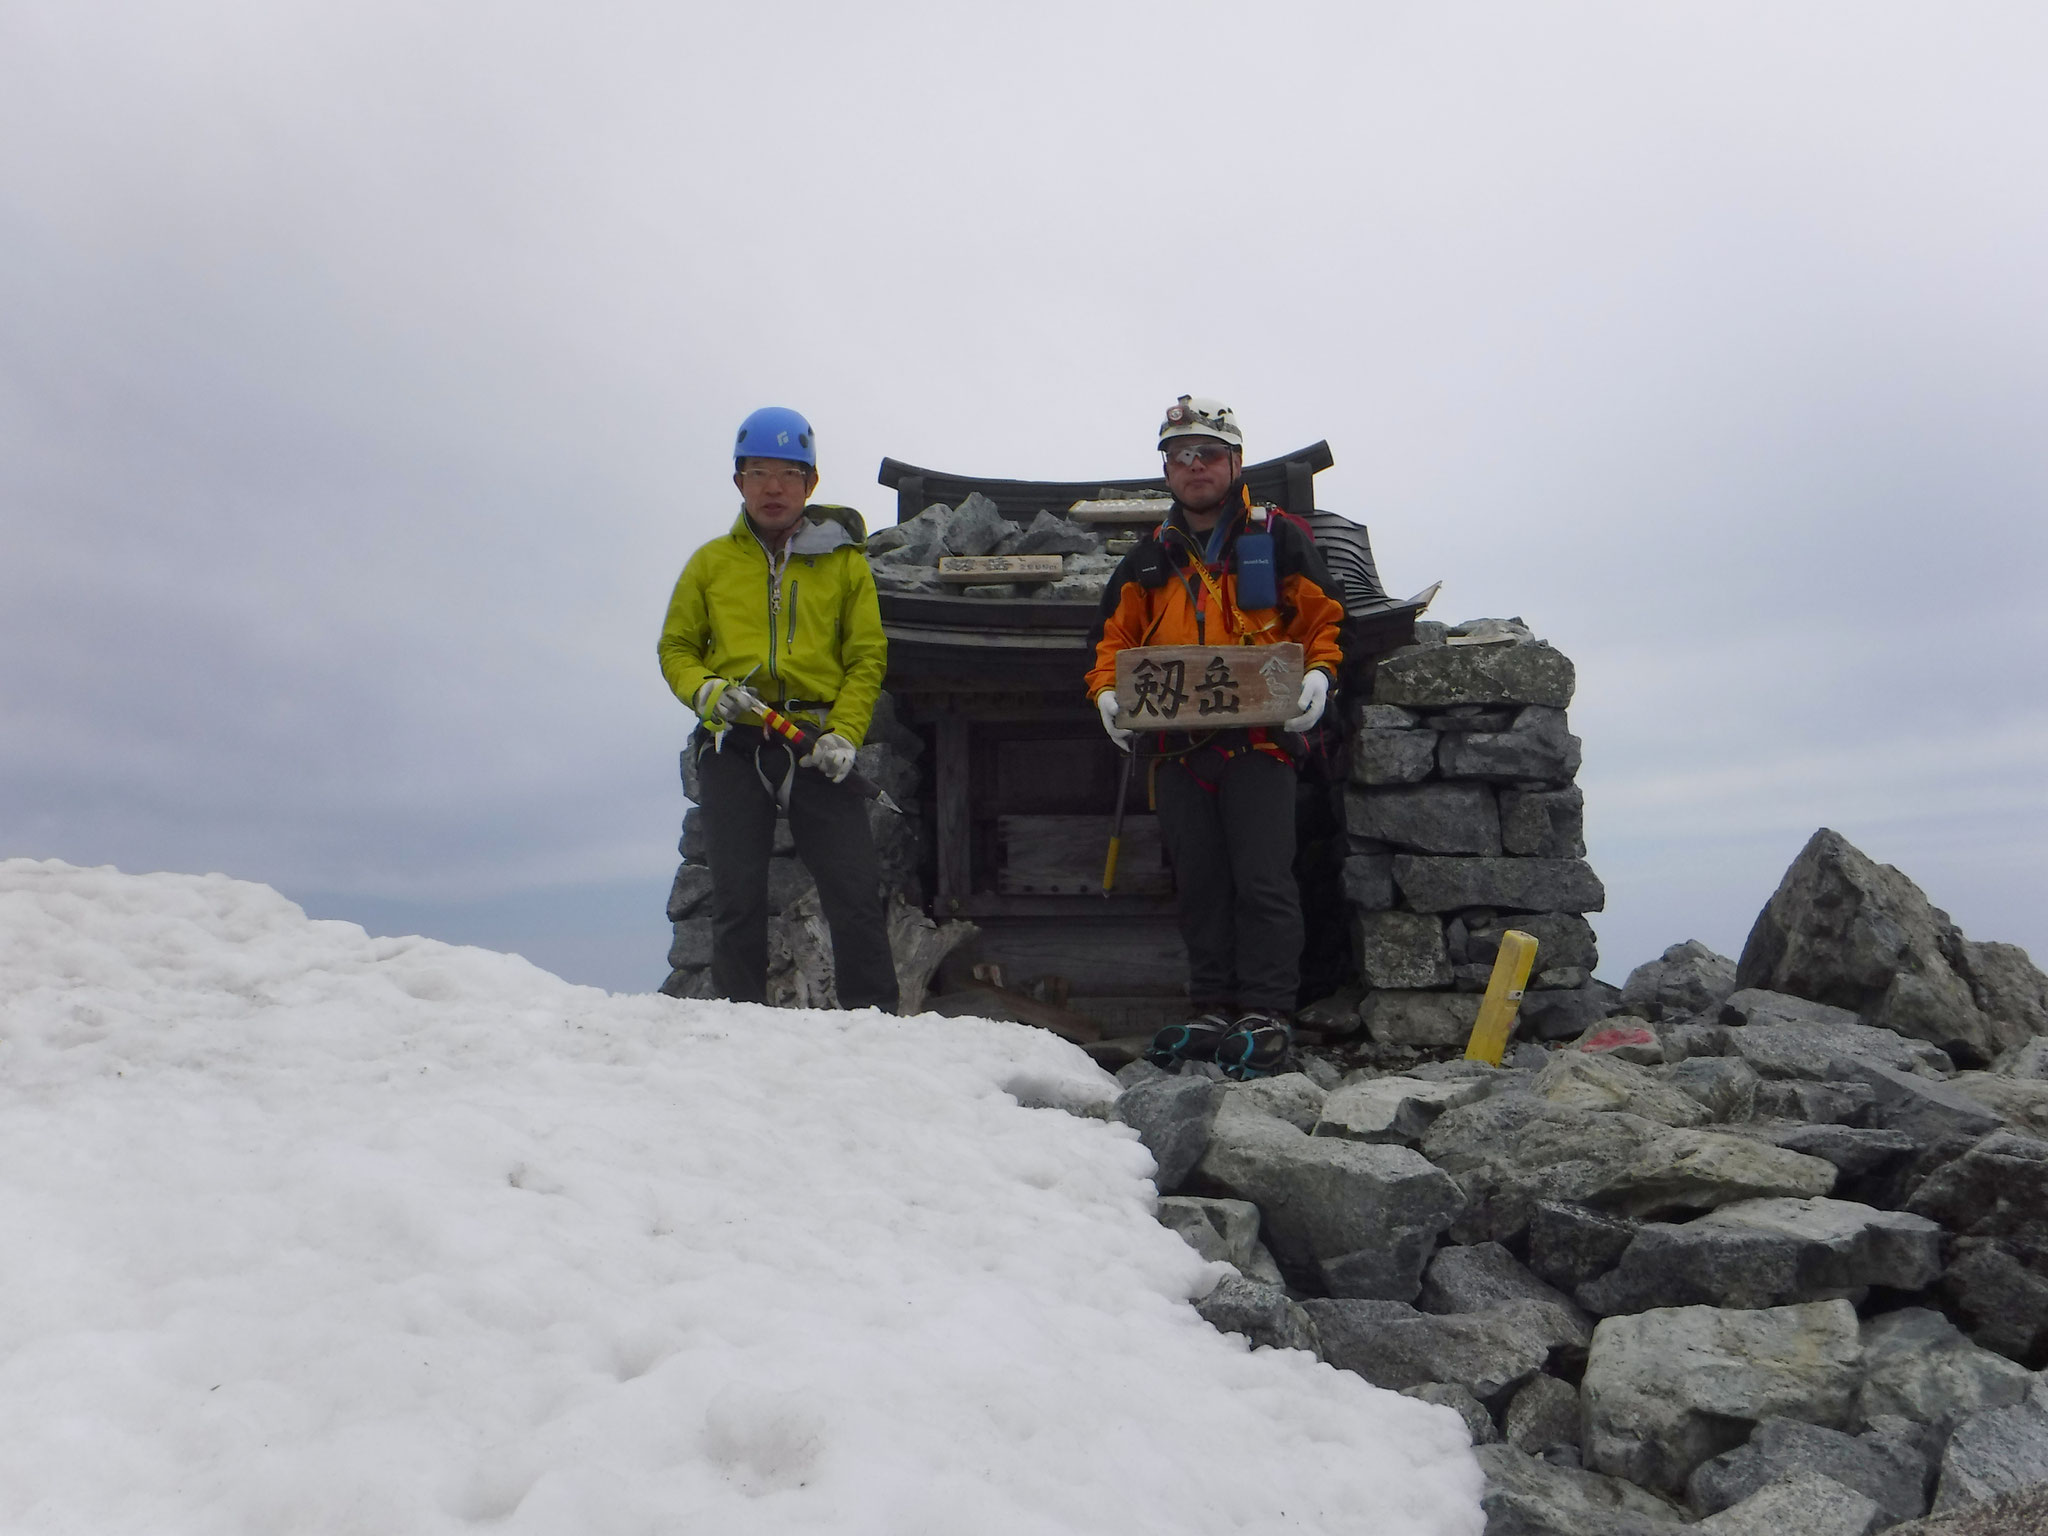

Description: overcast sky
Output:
[5,2,2045,994]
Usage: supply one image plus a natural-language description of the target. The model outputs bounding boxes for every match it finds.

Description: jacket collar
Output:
[1163,481,1251,559]
[729,503,869,557]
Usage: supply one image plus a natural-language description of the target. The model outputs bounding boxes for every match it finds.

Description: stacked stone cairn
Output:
[1104,828,2048,1535]
[1336,616,1615,1053]
[864,490,1124,601]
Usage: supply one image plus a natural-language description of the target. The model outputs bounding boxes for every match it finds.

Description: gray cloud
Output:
[4,3,2044,990]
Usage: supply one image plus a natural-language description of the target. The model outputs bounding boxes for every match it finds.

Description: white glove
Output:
[692,678,765,724]
[1096,689,1133,751]
[801,731,857,783]
[1284,669,1331,733]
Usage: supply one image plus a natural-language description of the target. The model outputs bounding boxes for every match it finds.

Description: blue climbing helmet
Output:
[733,406,816,468]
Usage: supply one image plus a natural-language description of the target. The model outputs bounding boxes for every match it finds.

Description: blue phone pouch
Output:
[1235,531,1278,610]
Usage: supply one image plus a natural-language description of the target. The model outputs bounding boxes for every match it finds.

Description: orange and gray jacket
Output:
[1084,490,1345,701]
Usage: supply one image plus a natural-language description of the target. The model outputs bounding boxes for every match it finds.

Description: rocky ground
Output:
[1103,829,2048,1534]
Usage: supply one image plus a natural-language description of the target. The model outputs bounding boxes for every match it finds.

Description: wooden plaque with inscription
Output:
[1111,642,1304,731]
[935,555,1064,583]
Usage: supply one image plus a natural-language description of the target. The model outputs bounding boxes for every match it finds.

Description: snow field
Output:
[0,858,1483,1534]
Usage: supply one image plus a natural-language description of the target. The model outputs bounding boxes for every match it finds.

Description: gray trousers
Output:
[696,727,900,1013]
[1153,743,1303,1016]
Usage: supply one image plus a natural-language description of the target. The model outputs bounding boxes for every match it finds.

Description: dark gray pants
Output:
[696,728,900,1013]
[1153,744,1302,1015]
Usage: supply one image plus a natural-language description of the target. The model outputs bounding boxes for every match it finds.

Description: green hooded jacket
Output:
[657,505,887,745]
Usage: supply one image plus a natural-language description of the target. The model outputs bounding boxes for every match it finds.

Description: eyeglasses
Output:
[740,463,811,487]
[1163,443,1236,469]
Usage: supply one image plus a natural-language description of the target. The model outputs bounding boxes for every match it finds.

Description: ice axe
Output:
[728,670,904,816]
[1102,741,1138,896]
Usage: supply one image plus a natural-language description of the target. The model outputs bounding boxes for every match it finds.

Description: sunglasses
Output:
[1163,443,1236,469]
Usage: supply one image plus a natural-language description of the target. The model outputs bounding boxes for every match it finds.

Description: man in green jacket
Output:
[658,406,899,1012]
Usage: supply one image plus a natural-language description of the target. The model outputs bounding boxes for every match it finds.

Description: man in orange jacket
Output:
[1086,396,1345,1078]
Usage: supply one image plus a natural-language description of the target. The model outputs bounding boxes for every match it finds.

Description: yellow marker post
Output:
[1465,930,1539,1065]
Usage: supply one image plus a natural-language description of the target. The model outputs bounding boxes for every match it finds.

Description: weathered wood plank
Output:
[939,916,1189,995]
[1068,498,1172,525]
[935,717,972,911]
[996,814,1173,896]
[935,555,1063,583]
[1112,642,1304,730]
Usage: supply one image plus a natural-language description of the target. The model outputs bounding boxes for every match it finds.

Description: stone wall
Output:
[1340,617,1613,1049]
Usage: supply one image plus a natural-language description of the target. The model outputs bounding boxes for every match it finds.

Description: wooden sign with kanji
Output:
[1112,643,1304,731]
[935,555,1064,583]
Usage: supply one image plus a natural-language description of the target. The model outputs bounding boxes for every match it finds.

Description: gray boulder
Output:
[1528,1200,1640,1290]
[1419,1241,1590,1341]
[1531,1052,1713,1127]
[1904,1131,2048,1251]
[1110,1074,1221,1193]
[1360,989,1482,1047]
[1400,1381,1499,1445]
[1625,942,1740,1022]
[1932,1383,2048,1514]
[1506,1374,1582,1456]
[1394,854,1606,914]
[938,491,1017,557]
[666,863,713,922]
[1194,1111,1463,1298]
[1691,1474,1885,1536]
[1421,1096,1838,1246]
[1155,1196,1261,1270]
[1500,785,1587,858]
[1582,1299,1865,1494]
[1194,1275,1321,1355]
[1955,940,2048,1047]
[1304,1297,1580,1408]
[1475,1442,1689,1535]
[1467,912,1601,974]
[1217,1072,1327,1134]
[1341,852,1395,910]
[1755,1124,1922,1183]
[1687,1416,1933,1526]
[1521,979,1627,1041]
[1941,1239,2048,1366]
[1991,1038,2048,1080]
[1736,829,2033,1067]
[870,503,949,564]
[1754,1080,1879,1124]
[1313,1074,1494,1144]
[667,916,713,970]
[1010,509,1101,556]
[1350,727,1440,785]
[1882,1484,2048,1535]
[1437,705,1583,784]
[1344,782,1502,855]
[1578,1197,1942,1315]
[1663,1056,1761,1122]
[1352,909,1453,989]
[1946,1075,2048,1139]
[1372,639,1577,709]
[1717,1009,1955,1082]
[1857,1309,2037,1432]
[1837,1062,2006,1143]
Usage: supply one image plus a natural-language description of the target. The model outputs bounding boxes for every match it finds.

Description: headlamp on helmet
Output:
[1157,394,1243,453]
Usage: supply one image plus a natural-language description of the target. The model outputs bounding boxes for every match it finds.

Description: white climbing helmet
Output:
[1157,395,1243,452]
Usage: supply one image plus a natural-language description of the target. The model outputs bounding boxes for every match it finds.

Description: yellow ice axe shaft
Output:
[1102,744,1137,896]
[1465,930,1539,1065]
